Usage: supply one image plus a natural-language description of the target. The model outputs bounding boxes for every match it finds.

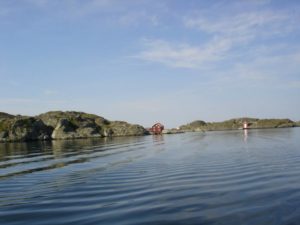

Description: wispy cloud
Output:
[0,0,129,19]
[0,0,164,29]
[136,38,232,68]
[184,10,293,39]
[137,9,298,69]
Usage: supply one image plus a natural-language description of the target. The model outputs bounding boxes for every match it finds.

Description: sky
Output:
[0,0,300,128]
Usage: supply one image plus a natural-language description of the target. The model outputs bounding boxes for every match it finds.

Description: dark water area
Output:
[0,128,300,225]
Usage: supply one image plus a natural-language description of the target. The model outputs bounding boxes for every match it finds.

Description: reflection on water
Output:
[243,129,248,143]
[152,134,165,145]
[1,128,300,225]
[0,136,150,179]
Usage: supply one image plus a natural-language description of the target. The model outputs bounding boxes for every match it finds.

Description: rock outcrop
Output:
[107,121,147,137]
[0,111,149,142]
[251,119,295,129]
[0,116,52,142]
[51,118,102,139]
[162,129,184,134]
[179,120,207,132]
[180,118,297,132]
[0,112,15,119]
[38,111,106,140]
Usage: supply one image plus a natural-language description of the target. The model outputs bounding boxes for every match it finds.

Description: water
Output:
[0,128,300,225]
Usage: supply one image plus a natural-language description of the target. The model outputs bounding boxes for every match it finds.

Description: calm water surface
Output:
[0,128,300,225]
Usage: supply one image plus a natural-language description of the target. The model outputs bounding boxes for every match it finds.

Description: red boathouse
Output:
[150,123,164,135]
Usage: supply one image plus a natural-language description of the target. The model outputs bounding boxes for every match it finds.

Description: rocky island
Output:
[180,118,298,132]
[1,112,299,142]
[0,111,149,142]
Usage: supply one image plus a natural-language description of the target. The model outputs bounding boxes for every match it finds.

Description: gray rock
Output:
[103,128,113,137]
[38,111,108,128]
[180,118,297,132]
[108,121,149,136]
[162,129,185,134]
[0,112,15,119]
[51,118,102,139]
[1,111,149,142]
[51,119,78,139]
[42,135,50,140]
[0,131,8,139]
[45,112,148,139]
[0,117,52,142]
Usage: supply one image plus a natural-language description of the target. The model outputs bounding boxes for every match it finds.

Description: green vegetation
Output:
[0,119,11,132]
[180,118,296,131]
[1,110,297,143]
[0,117,39,132]
[253,119,295,128]
[38,111,109,128]
[0,112,15,119]
[0,111,148,142]
[13,117,36,128]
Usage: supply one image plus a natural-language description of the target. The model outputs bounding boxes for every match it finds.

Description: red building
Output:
[150,123,164,135]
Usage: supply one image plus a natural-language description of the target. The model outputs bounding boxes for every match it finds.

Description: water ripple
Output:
[1,129,300,225]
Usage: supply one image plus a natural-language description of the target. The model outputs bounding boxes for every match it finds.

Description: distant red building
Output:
[149,123,164,135]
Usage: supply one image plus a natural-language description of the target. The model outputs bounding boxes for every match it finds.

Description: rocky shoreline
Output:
[1,111,299,142]
[180,118,298,132]
[0,111,148,142]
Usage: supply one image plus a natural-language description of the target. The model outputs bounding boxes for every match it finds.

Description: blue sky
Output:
[1,0,300,127]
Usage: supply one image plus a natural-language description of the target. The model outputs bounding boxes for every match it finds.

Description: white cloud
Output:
[185,10,292,39]
[8,0,162,29]
[136,9,298,69]
[136,38,233,68]
[218,50,300,88]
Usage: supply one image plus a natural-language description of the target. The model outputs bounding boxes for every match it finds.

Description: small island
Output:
[0,111,149,142]
[179,118,298,132]
[0,112,299,142]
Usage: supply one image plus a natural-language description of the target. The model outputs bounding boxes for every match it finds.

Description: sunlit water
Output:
[1,128,300,225]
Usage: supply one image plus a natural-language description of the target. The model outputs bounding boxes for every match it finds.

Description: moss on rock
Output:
[0,117,52,142]
[180,118,296,131]
[250,119,295,129]
[0,112,15,119]
[0,111,148,142]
